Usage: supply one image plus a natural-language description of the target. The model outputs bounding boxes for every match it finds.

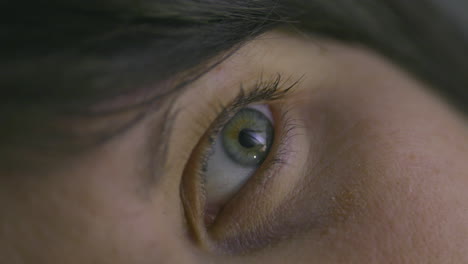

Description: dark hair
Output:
[1,0,467,166]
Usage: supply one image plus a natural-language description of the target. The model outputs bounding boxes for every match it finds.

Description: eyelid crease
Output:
[146,102,182,187]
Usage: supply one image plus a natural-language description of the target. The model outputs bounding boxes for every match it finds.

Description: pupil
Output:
[238,128,262,149]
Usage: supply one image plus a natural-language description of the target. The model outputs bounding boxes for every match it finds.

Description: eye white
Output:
[203,105,273,207]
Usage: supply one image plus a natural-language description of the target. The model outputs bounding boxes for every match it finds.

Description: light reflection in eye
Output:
[203,105,274,220]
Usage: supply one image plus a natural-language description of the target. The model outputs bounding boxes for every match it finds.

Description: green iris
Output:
[221,108,274,166]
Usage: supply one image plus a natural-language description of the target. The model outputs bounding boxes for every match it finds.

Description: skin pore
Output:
[1,30,467,263]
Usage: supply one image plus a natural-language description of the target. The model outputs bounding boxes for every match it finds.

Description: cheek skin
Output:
[288,43,468,262]
[181,32,468,263]
[221,31,467,262]
[0,118,197,264]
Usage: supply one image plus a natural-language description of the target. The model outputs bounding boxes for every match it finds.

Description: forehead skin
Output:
[0,30,467,263]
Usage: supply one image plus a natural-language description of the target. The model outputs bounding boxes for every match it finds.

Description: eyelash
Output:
[206,73,299,140]
[192,73,301,214]
[179,73,304,251]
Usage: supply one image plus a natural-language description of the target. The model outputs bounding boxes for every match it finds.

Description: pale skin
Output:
[1,30,467,263]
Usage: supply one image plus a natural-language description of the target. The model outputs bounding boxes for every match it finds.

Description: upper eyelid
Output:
[167,73,301,171]
[182,90,302,251]
[207,73,300,135]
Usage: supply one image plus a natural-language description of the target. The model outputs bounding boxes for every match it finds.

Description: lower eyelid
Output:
[179,104,286,250]
[180,77,302,252]
[202,106,275,226]
[204,104,306,252]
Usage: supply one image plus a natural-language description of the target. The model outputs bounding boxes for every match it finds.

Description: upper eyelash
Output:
[207,73,301,142]
[181,73,303,236]
[194,73,302,185]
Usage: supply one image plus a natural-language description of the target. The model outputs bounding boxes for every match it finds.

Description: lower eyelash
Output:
[179,76,303,250]
[183,74,301,207]
[201,103,303,254]
[249,104,302,187]
[194,73,301,174]
[191,103,301,230]
[182,73,301,173]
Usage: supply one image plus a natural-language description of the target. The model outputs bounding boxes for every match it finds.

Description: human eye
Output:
[180,75,302,253]
[202,104,274,223]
